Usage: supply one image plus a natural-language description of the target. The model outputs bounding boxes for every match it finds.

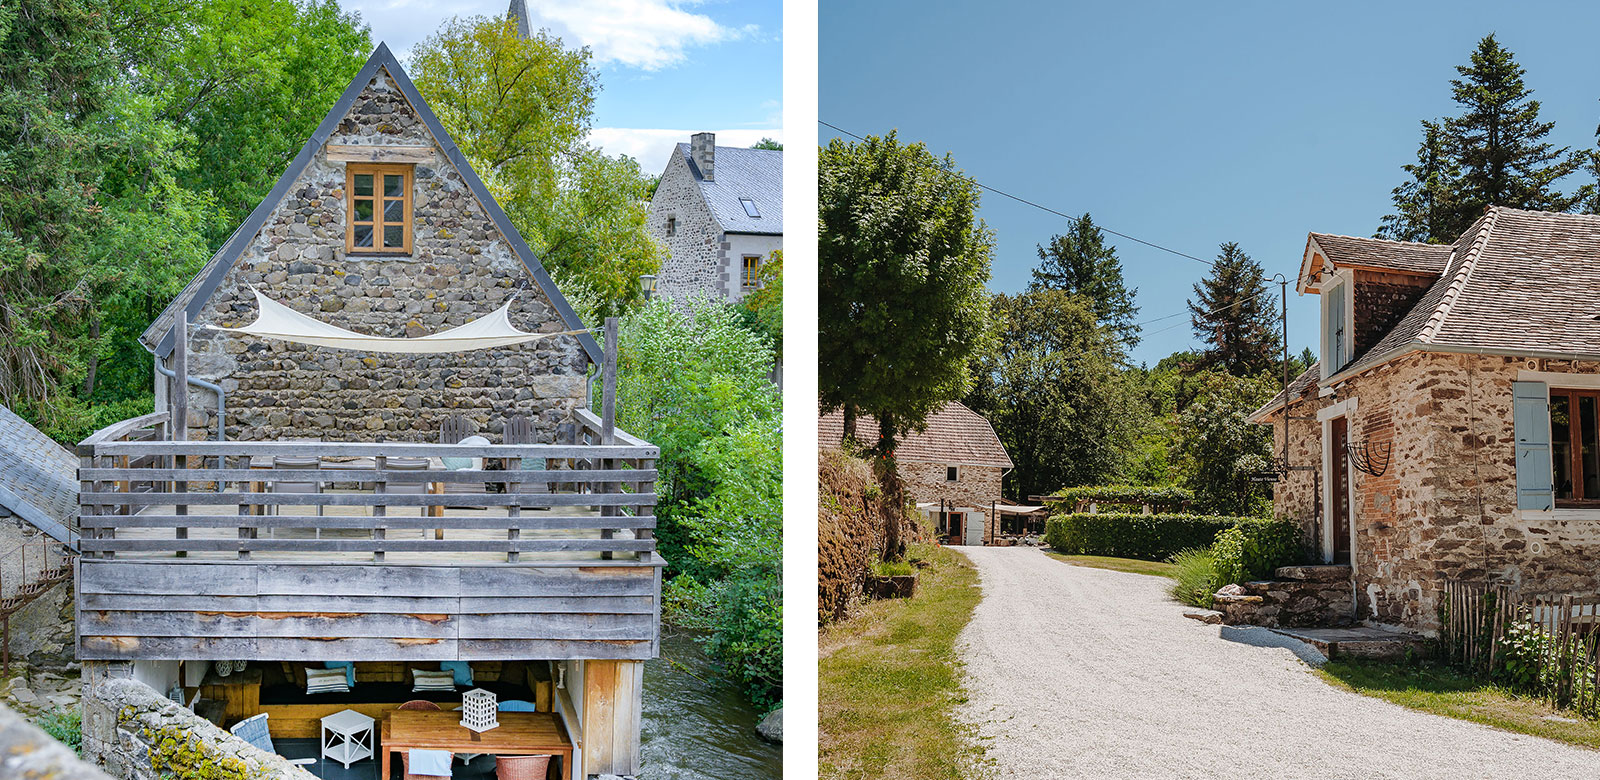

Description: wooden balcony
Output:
[74,410,661,662]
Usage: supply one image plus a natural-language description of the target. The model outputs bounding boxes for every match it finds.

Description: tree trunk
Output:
[842,404,857,442]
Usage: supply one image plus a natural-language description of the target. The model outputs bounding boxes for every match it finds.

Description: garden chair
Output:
[439,414,491,506]
[267,455,322,518]
[230,713,316,767]
[389,701,447,780]
[505,415,552,511]
[495,754,552,780]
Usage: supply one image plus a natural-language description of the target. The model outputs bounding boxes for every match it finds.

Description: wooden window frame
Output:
[1551,388,1600,506]
[345,163,413,255]
[741,255,761,292]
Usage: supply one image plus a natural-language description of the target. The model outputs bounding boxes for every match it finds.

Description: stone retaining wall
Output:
[0,702,112,780]
[81,662,315,780]
[1212,565,1354,628]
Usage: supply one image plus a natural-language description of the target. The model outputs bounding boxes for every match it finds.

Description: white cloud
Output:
[590,128,783,169]
[525,0,747,70]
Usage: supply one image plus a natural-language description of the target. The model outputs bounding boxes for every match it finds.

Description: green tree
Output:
[967,290,1145,499]
[1378,120,1462,242]
[819,131,995,452]
[410,16,660,317]
[736,250,782,358]
[1176,371,1275,516]
[1027,214,1140,348]
[751,138,783,151]
[1188,242,1280,377]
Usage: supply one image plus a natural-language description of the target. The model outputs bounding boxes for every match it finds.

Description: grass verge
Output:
[1044,552,1177,578]
[1318,659,1600,751]
[818,544,985,780]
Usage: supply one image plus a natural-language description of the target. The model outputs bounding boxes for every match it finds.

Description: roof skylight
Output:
[740,198,761,218]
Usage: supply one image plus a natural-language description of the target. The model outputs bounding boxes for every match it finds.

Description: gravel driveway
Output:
[955,546,1600,779]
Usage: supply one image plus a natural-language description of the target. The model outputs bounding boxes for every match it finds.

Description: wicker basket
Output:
[495,754,551,780]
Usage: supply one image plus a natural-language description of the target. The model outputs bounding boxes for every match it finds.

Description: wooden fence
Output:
[1441,580,1600,717]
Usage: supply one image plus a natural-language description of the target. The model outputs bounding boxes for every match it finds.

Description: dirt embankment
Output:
[818,448,912,623]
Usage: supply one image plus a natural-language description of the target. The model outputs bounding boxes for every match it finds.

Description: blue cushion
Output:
[498,700,537,712]
[439,661,473,687]
[324,661,356,687]
[441,456,473,470]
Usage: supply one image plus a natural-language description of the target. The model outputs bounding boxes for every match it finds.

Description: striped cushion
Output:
[411,669,457,692]
[305,667,350,694]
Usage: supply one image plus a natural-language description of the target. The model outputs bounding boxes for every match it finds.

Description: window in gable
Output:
[946,465,959,482]
[346,163,412,254]
[740,198,760,218]
[666,216,676,237]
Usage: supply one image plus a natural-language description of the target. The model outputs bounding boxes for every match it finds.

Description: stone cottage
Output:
[1250,206,1600,632]
[141,44,599,444]
[819,401,1012,545]
[646,133,782,303]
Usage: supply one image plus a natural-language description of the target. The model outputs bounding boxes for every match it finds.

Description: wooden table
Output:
[381,709,573,780]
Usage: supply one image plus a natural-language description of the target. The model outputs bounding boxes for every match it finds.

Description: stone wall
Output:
[1260,401,1326,547]
[818,449,889,622]
[81,663,316,780]
[0,702,113,780]
[647,150,724,303]
[1350,270,1433,356]
[180,66,588,444]
[1212,565,1354,628]
[898,461,1003,543]
[1267,350,1600,633]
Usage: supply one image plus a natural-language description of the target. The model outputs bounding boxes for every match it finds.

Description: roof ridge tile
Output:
[1418,206,1499,345]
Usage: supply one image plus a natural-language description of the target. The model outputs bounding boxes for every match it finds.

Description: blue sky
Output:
[344,0,782,174]
[820,1,1600,367]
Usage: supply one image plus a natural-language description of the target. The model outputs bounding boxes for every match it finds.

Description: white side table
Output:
[321,708,375,769]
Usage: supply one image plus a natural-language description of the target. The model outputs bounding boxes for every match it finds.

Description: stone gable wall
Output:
[898,461,1003,543]
[1268,350,1600,633]
[180,68,588,443]
[647,152,724,303]
[1350,270,1433,356]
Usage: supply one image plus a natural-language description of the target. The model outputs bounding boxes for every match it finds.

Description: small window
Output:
[666,216,676,237]
[740,198,760,218]
[741,256,761,291]
[946,465,959,482]
[346,163,412,254]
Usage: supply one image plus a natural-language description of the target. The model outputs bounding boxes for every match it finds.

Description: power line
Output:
[820,119,1218,269]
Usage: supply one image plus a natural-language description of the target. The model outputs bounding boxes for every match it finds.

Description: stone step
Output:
[1273,564,1352,582]
[1268,626,1428,662]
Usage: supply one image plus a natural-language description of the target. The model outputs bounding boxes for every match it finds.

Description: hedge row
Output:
[1045,512,1297,568]
[1047,485,1194,509]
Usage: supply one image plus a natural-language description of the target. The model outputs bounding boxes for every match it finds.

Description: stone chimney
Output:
[690,132,715,182]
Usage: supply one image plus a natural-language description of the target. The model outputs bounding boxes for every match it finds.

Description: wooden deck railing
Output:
[76,412,659,563]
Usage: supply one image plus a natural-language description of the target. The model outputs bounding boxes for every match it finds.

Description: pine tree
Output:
[1188,242,1281,377]
[1027,213,1141,348]
[1378,121,1461,242]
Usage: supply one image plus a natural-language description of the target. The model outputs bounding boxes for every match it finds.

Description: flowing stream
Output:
[639,629,782,779]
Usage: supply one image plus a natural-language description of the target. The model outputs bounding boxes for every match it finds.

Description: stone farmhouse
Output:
[1250,206,1600,633]
[819,401,1012,545]
[646,133,782,304]
[74,44,661,780]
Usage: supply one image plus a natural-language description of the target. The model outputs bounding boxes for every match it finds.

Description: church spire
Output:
[507,0,531,39]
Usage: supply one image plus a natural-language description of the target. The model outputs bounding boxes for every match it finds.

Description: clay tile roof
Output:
[817,401,1013,469]
[1308,233,1453,276]
[1332,207,1600,379]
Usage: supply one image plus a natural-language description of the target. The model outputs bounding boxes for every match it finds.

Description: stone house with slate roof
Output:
[0,405,79,667]
[819,402,1013,546]
[1251,206,1600,632]
[646,133,782,304]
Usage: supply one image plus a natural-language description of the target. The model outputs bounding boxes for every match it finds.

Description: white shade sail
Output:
[205,290,585,354]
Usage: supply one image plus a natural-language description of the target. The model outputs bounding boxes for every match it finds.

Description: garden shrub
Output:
[1211,518,1301,584]
[1045,512,1255,561]
[1168,548,1221,608]
[34,707,82,757]
[1048,485,1193,511]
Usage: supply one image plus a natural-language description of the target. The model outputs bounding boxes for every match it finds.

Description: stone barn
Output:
[1251,206,1600,632]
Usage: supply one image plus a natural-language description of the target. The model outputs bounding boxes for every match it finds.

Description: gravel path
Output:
[955,546,1600,779]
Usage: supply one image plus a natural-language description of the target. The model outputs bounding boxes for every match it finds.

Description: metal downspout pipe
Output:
[155,355,226,441]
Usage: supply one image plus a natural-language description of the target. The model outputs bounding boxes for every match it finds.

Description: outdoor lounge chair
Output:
[267,455,323,517]
[440,415,491,503]
[505,415,552,511]
[230,713,316,767]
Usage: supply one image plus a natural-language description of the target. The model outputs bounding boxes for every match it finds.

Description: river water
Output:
[639,629,783,779]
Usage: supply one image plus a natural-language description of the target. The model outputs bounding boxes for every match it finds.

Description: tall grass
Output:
[1168,548,1220,608]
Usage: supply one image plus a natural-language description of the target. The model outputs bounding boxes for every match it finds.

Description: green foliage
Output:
[1175,371,1275,516]
[751,137,783,151]
[1047,485,1193,509]
[1188,242,1281,377]
[736,250,783,358]
[819,131,995,453]
[410,16,660,318]
[1028,213,1141,347]
[1044,512,1260,562]
[966,290,1147,498]
[615,298,780,705]
[871,560,915,577]
[1381,34,1591,242]
[34,707,82,756]
[1210,518,1301,584]
[1168,548,1221,608]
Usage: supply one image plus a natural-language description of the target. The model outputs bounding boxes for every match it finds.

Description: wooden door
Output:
[947,513,962,545]
[1331,417,1352,565]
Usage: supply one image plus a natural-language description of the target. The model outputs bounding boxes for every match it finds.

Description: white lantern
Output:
[460,688,499,732]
